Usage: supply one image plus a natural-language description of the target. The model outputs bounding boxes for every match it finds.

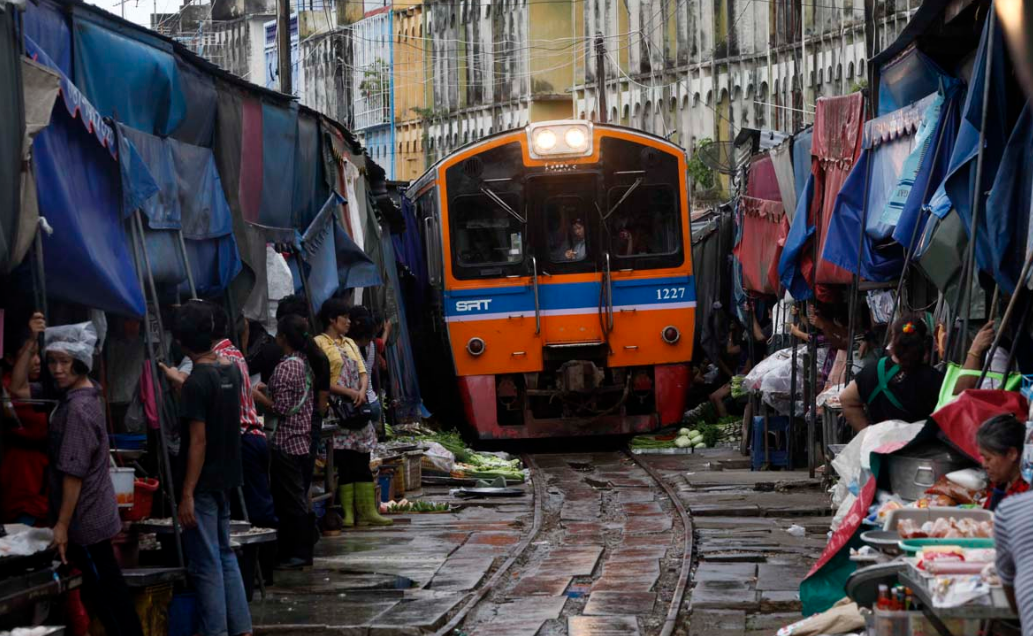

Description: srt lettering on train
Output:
[456,299,492,312]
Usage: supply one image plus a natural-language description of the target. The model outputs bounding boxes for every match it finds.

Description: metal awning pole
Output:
[957,9,997,363]
[130,211,184,568]
[845,145,874,385]
[177,229,198,300]
[807,181,821,479]
[977,251,1033,385]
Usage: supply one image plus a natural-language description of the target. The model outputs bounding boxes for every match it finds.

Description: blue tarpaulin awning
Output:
[822,92,942,282]
[942,12,1012,281]
[118,124,243,297]
[984,101,1033,293]
[72,8,186,136]
[26,36,153,317]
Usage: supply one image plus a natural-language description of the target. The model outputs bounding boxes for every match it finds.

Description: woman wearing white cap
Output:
[9,313,143,636]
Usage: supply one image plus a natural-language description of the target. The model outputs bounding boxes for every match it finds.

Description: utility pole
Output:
[595,33,607,123]
[277,0,292,95]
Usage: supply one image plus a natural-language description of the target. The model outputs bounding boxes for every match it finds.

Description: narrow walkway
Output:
[250,482,533,634]
[461,452,686,636]
[641,448,832,636]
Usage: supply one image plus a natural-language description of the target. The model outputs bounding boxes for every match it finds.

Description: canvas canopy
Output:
[27,36,155,316]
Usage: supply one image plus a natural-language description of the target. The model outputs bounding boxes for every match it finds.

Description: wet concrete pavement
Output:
[250,447,831,635]
[640,448,832,636]
[250,483,533,635]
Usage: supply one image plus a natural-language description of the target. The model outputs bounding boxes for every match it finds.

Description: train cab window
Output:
[451,193,524,269]
[608,184,681,262]
[546,196,588,263]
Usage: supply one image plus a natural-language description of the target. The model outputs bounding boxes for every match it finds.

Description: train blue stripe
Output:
[444,276,696,318]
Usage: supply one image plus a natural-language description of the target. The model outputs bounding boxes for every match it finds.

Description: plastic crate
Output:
[751,415,792,471]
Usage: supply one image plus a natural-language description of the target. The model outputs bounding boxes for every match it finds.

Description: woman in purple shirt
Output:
[10,315,143,636]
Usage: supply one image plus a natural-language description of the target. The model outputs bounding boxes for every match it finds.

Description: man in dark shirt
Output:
[173,303,253,636]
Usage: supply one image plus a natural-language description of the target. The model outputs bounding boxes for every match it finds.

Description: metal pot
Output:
[886,441,976,502]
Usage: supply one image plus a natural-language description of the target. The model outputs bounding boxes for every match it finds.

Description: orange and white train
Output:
[405,120,695,439]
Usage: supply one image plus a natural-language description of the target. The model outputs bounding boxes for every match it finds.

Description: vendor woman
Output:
[977,414,1029,511]
[839,315,943,432]
[9,314,144,636]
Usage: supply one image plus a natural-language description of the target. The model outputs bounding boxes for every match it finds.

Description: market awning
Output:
[942,13,1017,283]
[27,35,154,317]
[118,124,243,297]
[822,92,940,282]
[71,7,186,136]
[734,154,786,295]
[984,100,1033,293]
[297,192,381,314]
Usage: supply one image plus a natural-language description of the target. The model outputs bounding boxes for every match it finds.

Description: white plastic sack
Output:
[0,526,54,557]
[946,468,988,492]
[831,420,922,496]
[420,441,455,474]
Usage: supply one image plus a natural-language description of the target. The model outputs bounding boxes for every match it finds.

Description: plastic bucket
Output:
[111,467,136,508]
[122,478,160,521]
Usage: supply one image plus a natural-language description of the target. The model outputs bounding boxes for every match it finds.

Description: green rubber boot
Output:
[338,483,355,528]
[355,482,393,526]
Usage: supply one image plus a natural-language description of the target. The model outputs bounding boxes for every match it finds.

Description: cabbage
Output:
[678,428,692,437]
[674,436,692,448]
[694,442,707,449]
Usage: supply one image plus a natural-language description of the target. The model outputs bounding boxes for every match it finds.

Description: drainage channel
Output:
[439,450,692,636]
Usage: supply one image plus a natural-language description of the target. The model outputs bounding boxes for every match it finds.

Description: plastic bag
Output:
[420,441,455,474]
[44,321,98,371]
[925,476,978,505]
[946,469,988,493]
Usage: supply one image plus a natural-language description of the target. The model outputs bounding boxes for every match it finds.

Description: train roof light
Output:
[527,121,594,159]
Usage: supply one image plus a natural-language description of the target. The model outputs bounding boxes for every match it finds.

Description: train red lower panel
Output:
[458,364,691,440]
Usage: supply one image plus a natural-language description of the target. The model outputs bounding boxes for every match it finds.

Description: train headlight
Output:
[661,326,680,345]
[534,130,557,152]
[565,127,587,149]
[527,121,594,159]
[467,337,486,356]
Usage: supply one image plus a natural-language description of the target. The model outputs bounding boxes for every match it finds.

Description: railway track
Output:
[437,449,694,636]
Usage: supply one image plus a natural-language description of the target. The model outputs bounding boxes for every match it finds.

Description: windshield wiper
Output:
[602,177,643,221]
[481,186,525,224]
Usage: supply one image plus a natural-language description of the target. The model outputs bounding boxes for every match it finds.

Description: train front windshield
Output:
[444,136,684,277]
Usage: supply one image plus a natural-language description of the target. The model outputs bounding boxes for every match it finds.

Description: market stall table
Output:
[231,528,276,602]
[899,572,1017,636]
[0,566,81,617]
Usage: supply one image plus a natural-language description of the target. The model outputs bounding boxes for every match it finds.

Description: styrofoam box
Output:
[882,507,993,532]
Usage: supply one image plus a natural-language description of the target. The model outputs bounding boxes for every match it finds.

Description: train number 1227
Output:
[656,287,686,300]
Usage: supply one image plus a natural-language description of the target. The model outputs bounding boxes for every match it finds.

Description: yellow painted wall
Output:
[394,5,426,181]
[530,100,576,123]
[528,1,572,98]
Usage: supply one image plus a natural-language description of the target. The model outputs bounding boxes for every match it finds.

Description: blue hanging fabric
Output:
[381,229,427,421]
[792,128,814,202]
[21,0,72,77]
[26,36,153,317]
[984,101,1033,293]
[778,174,816,300]
[942,11,1012,280]
[823,93,937,282]
[298,193,382,313]
[71,8,186,136]
[117,124,242,296]
[891,82,965,252]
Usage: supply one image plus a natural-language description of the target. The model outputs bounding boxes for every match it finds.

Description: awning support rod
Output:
[957,9,998,362]
[129,210,184,569]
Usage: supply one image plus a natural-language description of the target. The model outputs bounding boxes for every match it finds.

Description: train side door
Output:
[526,173,605,346]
